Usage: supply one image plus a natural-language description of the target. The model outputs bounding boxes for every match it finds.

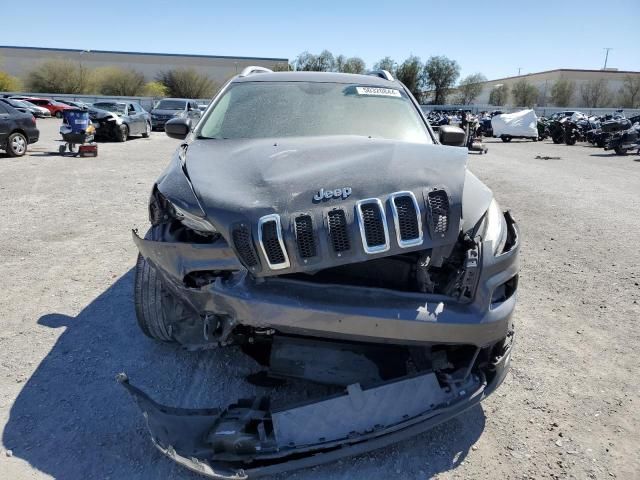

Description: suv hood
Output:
[186,135,467,217]
[176,136,485,275]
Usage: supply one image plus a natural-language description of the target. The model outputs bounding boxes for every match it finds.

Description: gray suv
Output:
[150,98,201,130]
[120,67,520,478]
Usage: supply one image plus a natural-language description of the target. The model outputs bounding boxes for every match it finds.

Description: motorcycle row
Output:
[426,109,640,156]
[541,111,640,155]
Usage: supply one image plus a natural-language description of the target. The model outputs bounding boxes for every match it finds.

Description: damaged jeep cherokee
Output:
[122,67,519,478]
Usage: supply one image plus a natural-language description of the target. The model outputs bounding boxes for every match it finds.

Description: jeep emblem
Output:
[313,187,352,202]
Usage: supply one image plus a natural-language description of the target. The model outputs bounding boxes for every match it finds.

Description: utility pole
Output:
[518,67,522,76]
[602,48,613,69]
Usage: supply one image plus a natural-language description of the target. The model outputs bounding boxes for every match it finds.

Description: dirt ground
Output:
[0,119,638,480]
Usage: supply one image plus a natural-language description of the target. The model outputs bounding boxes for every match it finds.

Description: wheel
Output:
[116,124,128,142]
[55,111,63,119]
[614,146,626,156]
[552,135,563,144]
[565,136,577,146]
[142,121,151,138]
[6,132,27,157]
[58,144,66,154]
[501,136,512,143]
[134,252,175,342]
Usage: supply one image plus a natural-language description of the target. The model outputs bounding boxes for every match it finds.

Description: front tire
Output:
[614,146,626,156]
[6,132,27,157]
[116,124,128,142]
[134,253,175,342]
[501,135,512,143]
[142,121,151,138]
[55,111,63,119]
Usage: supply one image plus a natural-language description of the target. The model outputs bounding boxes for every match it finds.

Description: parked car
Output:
[0,98,33,117]
[90,101,151,141]
[21,98,73,118]
[55,99,92,109]
[150,98,201,130]
[122,68,520,477]
[4,98,51,118]
[0,102,39,156]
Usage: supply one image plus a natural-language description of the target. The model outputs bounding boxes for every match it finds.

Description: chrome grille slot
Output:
[356,199,390,254]
[258,214,290,269]
[427,190,450,235]
[327,209,350,253]
[390,191,423,248]
[232,225,258,268]
[294,214,316,258]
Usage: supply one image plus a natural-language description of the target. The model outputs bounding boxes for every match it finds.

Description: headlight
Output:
[481,199,507,255]
[171,202,218,234]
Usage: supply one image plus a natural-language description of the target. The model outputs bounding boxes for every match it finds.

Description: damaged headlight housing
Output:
[481,199,507,255]
[171,202,218,234]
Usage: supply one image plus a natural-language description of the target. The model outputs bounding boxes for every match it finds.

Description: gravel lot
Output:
[1,119,639,480]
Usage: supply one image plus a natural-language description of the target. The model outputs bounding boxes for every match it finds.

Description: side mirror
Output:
[165,117,190,139]
[438,125,466,147]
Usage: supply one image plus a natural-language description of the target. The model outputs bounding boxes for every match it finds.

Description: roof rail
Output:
[239,66,273,77]
[366,70,394,81]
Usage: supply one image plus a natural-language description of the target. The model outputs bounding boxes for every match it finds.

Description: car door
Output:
[187,101,201,127]
[134,103,149,131]
[0,103,11,144]
[127,103,141,134]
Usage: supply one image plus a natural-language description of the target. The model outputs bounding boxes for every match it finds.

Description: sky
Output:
[1,0,638,81]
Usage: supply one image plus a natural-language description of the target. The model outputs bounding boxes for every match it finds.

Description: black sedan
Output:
[90,101,151,142]
[0,102,39,157]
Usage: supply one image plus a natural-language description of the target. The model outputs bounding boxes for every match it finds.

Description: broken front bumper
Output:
[132,213,519,348]
[118,332,512,478]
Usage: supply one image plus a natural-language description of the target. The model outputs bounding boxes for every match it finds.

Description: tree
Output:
[142,81,168,98]
[511,79,538,107]
[456,73,486,105]
[295,50,336,72]
[339,57,366,74]
[489,84,509,106]
[579,79,611,107]
[373,57,396,74]
[395,56,424,101]
[91,67,145,96]
[272,62,292,72]
[550,78,575,107]
[618,75,640,108]
[423,56,460,105]
[157,68,218,98]
[26,59,87,94]
[0,71,21,91]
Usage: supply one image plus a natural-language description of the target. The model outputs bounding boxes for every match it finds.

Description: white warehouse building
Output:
[473,68,640,107]
[0,45,288,86]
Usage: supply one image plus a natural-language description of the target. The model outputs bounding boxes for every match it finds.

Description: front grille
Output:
[390,192,422,247]
[232,226,258,268]
[258,214,290,269]
[294,215,316,258]
[427,190,450,234]
[327,209,350,253]
[356,199,390,253]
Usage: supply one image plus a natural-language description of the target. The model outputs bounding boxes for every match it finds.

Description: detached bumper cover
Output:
[133,214,519,347]
[118,335,512,478]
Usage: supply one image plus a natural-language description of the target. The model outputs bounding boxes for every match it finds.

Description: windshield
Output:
[155,100,187,110]
[199,82,432,143]
[93,102,127,114]
[10,100,29,108]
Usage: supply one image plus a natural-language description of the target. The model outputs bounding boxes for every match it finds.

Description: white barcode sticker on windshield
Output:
[356,87,401,97]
